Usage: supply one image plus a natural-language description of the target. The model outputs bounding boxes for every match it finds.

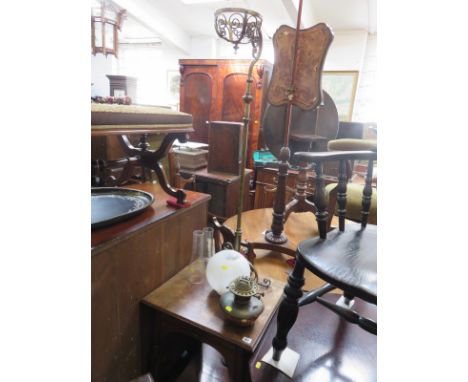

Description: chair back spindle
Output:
[361,159,375,228]
[313,162,329,239]
[337,159,348,231]
[294,150,376,234]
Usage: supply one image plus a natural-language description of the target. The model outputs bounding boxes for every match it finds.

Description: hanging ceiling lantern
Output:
[91,0,126,58]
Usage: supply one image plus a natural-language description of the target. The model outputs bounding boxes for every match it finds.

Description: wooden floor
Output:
[172,237,375,382]
[173,209,375,381]
[175,295,376,382]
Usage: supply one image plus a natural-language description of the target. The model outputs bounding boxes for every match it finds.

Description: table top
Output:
[224,208,339,291]
[91,183,210,252]
[91,103,194,136]
[180,167,253,184]
[224,208,338,255]
[91,125,193,137]
[142,265,285,353]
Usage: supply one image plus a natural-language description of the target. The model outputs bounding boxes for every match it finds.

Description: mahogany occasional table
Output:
[140,265,284,382]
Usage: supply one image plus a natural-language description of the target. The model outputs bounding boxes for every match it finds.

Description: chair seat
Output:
[297,222,377,304]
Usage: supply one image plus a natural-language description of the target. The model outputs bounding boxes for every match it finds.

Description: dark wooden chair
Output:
[271,149,377,363]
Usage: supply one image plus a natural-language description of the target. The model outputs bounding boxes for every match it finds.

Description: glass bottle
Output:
[203,226,215,264]
[188,229,205,284]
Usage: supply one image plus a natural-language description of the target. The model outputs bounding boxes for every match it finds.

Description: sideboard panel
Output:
[91,184,210,382]
[181,72,213,143]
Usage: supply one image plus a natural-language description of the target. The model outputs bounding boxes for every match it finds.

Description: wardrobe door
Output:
[221,73,257,168]
[181,71,215,143]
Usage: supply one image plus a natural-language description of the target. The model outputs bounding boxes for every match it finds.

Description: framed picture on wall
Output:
[322,71,359,122]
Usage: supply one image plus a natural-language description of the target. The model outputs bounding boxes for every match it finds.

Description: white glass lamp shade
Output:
[206,249,250,295]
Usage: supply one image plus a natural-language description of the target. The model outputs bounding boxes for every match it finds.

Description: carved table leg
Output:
[138,134,151,183]
[140,133,189,204]
[118,133,189,204]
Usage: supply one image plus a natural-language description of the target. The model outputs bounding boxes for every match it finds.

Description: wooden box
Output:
[172,147,208,170]
[207,121,242,175]
[181,168,252,221]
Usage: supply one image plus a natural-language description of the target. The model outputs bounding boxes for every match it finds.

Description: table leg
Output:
[117,133,189,204]
[224,347,252,382]
[146,310,256,382]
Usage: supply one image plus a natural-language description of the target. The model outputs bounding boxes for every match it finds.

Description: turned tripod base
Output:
[261,347,300,378]
[264,229,288,244]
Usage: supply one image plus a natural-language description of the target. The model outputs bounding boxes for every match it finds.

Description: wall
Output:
[216,38,275,63]
[117,42,188,107]
[324,30,368,71]
[353,33,377,124]
[91,26,376,121]
[91,10,189,108]
[91,54,117,97]
[190,36,217,58]
[323,30,377,124]
[215,29,368,72]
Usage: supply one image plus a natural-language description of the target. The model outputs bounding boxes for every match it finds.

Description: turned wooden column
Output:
[264,146,290,244]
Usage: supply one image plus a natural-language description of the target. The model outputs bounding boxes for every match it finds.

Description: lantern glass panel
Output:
[105,23,114,50]
[94,22,103,47]
[107,10,117,22]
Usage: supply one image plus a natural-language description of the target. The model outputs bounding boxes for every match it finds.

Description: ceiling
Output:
[114,0,376,52]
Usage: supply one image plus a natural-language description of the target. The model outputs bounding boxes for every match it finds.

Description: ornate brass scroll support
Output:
[214,7,263,252]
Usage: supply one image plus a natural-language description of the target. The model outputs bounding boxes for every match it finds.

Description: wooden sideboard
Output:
[179,59,273,169]
[91,183,210,382]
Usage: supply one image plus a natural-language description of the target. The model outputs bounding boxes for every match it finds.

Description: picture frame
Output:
[322,70,359,122]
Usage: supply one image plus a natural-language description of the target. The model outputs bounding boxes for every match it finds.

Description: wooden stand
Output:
[141,266,285,382]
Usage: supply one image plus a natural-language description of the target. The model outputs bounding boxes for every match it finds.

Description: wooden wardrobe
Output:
[179,59,272,169]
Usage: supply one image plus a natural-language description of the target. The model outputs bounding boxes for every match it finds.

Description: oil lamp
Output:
[219,270,264,327]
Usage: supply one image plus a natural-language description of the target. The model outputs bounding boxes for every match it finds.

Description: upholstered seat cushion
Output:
[325,182,377,224]
[298,222,377,304]
[328,138,377,152]
[91,103,192,131]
